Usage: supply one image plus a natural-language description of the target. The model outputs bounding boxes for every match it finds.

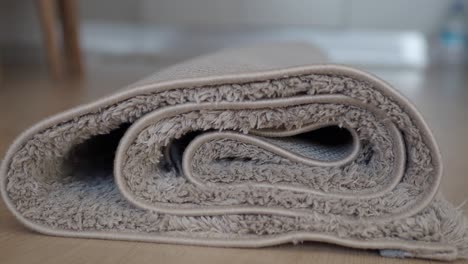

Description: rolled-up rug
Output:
[1,43,467,261]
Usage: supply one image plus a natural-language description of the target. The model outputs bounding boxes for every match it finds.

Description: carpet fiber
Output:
[1,43,467,261]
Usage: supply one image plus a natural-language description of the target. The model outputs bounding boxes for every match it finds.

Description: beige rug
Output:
[1,43,467,261]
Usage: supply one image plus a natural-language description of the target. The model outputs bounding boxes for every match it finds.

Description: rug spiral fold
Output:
[1,43,467,261]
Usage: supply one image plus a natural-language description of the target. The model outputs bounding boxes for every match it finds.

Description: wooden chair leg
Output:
[58,0,83,77]
[37,0,63,79]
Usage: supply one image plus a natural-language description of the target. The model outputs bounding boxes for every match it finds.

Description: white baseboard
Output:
[81,22,428,67]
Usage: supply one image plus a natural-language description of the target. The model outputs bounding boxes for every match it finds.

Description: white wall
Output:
[79,0,461,33]
[347,0,448,32]
[140,0,345,28]
[79,0,140,22]
[138,0,453,33]
[0,0,462,45]
[0,1,41,46]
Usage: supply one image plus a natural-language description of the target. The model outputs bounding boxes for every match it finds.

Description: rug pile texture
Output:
[1,43,467,260]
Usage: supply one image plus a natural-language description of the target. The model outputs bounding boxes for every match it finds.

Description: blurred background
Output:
[0,0,467,208]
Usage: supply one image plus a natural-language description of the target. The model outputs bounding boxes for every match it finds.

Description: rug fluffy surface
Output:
[1,43,467,261]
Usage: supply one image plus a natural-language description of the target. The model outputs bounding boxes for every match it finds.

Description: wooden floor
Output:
[0,61,467,264]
